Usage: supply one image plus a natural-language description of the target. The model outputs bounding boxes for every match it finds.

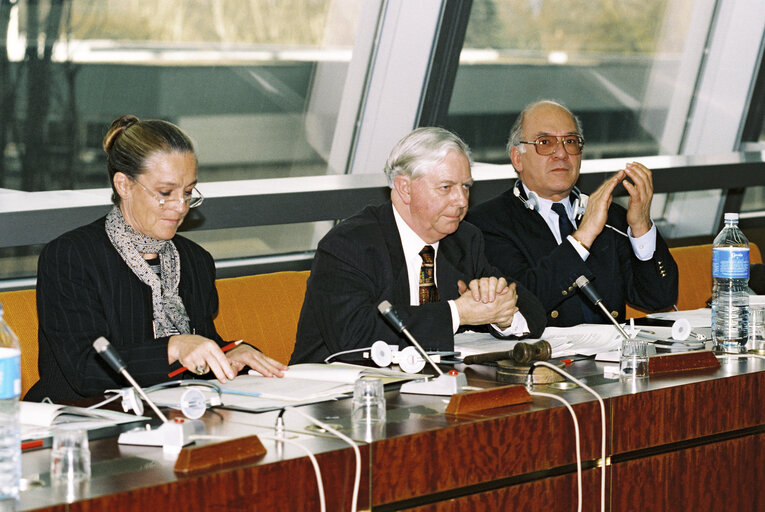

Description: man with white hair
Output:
[467,100,678,327]
[291,127,545,364]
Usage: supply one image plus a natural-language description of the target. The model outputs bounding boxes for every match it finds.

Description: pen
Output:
[167,339,243,378]
[22,439,44,451]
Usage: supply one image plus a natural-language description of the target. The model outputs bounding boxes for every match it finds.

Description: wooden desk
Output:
[18,357,765,511]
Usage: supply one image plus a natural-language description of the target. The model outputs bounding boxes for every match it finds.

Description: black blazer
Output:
[26,216,223,402]
[466,183,678,327]
[290,202,545,364]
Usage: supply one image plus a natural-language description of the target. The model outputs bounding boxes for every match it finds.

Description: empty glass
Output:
[749,295,765,354]
[50,429,91,483]
[351,377,386,424]
[620,337,648,378]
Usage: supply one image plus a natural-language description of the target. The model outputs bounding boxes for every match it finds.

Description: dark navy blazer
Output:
[466,182,678,327]
[291,201,546,364]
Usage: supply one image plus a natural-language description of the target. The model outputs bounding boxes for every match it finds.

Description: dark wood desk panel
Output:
[610,432,763,512]
[64,446,369,512]
[20,426,369,512]
[397,470,603,512]
[371,399,605,507]
[611,370,764,453]
[17,357,765,511]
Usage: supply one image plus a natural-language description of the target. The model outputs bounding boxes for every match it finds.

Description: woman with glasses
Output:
[27,115,286,402]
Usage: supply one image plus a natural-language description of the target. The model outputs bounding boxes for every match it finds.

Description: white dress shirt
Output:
[522,183,657,261]
[392,204,528,336]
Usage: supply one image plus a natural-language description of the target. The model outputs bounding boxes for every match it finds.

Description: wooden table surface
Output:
[17,354,765,512]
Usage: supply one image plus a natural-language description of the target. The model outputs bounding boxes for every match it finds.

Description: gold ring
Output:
[194,365,209,375]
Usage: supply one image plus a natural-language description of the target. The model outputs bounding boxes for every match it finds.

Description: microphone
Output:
[575,275,602,306]
[574,276,631,340]
[377,301,443,376]
[93,337,203,453]
[93,337,168,423]
[378,301,406,333]
[377,301,467,395]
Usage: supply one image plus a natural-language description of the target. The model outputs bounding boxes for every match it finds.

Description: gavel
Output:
[462,340,552,365]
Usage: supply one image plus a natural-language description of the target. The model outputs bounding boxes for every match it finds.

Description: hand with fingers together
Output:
[455,279,518,329]
[226,344,288,378]
[622,162,654,237]
[572,170,624,249]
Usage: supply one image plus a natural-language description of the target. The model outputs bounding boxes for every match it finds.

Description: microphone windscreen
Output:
[92,336,126,373]
[575,275,603,305]
[93,336,110,353]
[378,300,405,333]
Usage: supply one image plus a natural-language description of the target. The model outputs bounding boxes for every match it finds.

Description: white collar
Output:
[392,203,440,256]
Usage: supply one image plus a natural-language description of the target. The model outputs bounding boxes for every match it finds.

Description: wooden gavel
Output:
[461,340,552,365]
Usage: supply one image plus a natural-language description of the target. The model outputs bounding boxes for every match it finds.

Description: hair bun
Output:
[103,115,140,153]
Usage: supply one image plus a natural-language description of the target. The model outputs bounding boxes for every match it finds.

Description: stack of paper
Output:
[454,325,622,359]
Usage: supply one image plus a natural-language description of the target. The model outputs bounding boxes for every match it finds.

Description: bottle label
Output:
[712,247,750,279]
[0,348,21,399]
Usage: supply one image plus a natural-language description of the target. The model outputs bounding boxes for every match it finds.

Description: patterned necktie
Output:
[551,202,574,240]
[418,245,440,304]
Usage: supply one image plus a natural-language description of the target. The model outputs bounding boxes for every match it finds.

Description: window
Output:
[444,0,706,162]
[1,0,365,193]
[0,0,370,281]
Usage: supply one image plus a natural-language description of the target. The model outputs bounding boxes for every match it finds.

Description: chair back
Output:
[214,271,309,364]
[626,242,762,318]
[0,289,39,397]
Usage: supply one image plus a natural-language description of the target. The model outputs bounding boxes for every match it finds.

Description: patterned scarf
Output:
[105,206,190,337]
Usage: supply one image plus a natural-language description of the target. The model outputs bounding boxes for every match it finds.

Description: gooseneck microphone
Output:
[377,301,444,376]
[574,276,631,340]
[93,337,169,423]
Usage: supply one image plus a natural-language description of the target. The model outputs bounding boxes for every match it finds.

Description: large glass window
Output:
[1,0,364,193]
[0,0,368,281]
[445,0,702,162]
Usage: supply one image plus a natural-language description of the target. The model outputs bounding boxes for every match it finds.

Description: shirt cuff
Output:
[448,300,460,333]
[491,311,529,337]
[566,235,590,261]
[628,222,657,261]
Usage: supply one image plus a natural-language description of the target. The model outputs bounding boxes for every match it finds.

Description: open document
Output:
[147,363,420,413]
[21,402,149,447]
[455,324,623,359]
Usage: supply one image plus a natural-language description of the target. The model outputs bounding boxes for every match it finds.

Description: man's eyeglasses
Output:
[519,135,584,156]
[130,177,204,209]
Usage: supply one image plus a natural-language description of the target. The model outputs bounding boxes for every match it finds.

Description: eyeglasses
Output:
[130,177,204,209]
[519,135,584,156]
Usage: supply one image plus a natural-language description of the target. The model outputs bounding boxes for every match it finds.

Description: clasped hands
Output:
[168,335,287,383]
[573,161,654,249]
[454,277,518,329]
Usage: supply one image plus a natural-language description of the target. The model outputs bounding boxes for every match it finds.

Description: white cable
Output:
[190,433,327,512]
[532,361,607,512]
[324,347,370,364]
[287,407,361,512]
[86,393,122,410]
[260,434,326,512]
[529,390,582,512]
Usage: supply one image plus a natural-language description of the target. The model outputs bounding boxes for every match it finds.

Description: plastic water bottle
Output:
[0,302,21,503]
[711,213,750,353]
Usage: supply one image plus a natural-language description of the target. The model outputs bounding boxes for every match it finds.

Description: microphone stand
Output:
[93,337,202,454]
[377,301,466,395]
[574,276,632,340]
